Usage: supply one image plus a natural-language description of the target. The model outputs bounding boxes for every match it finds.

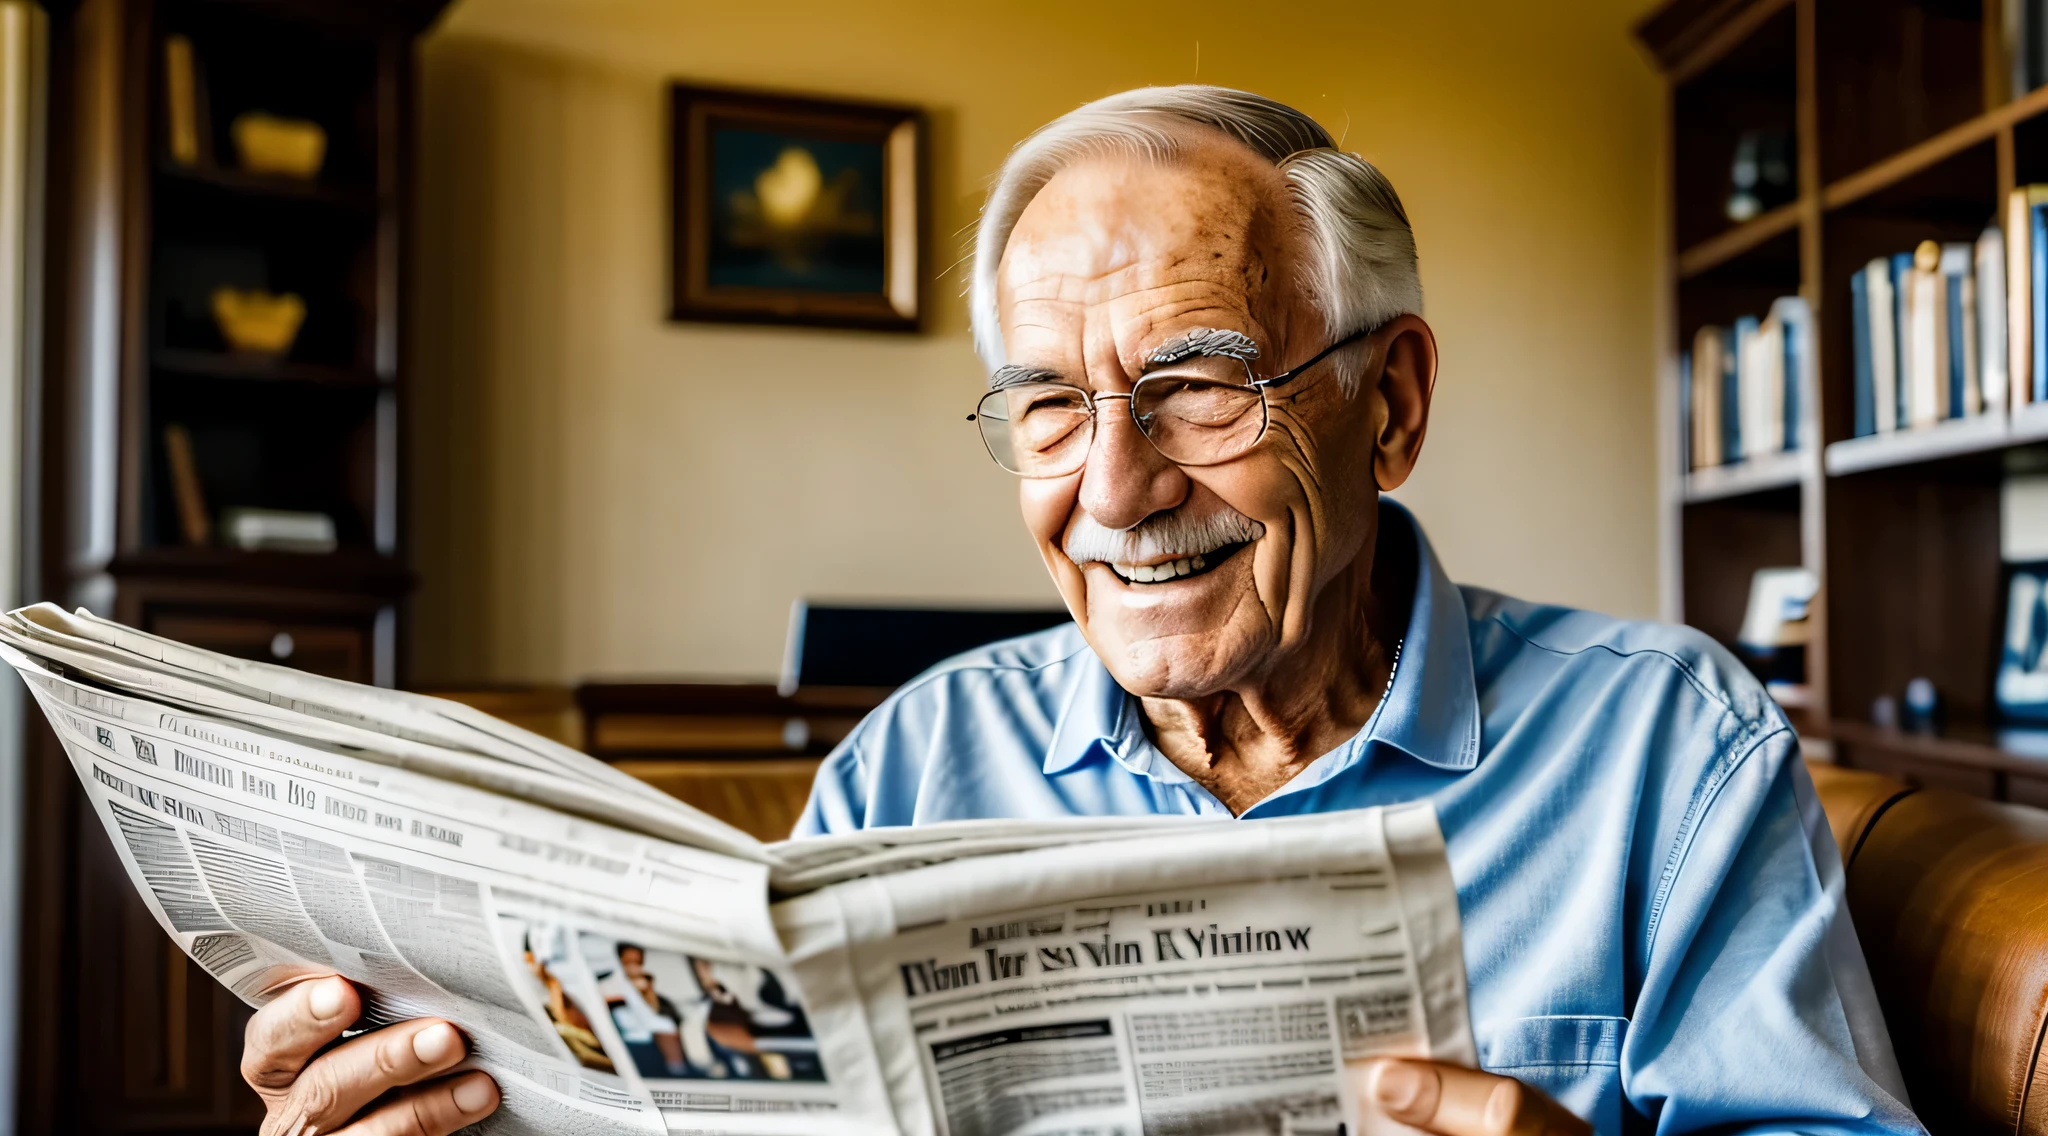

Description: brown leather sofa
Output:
[1809,762,2048,1134]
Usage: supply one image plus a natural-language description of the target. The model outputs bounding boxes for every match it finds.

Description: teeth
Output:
[1111,554,1215,584]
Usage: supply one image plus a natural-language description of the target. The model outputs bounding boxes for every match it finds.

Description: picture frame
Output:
[1996,560,2048,724]
[669,84,924,332]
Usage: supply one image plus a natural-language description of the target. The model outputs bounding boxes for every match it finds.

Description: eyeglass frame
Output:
[967,323,1377,477]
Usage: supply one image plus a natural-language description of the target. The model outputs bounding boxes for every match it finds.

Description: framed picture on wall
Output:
[670,84,924,331]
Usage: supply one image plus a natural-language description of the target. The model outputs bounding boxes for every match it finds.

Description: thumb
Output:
[1361,1059,1567,1136]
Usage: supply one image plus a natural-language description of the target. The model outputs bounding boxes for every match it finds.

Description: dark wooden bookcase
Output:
[1638,0,2048,804]
[17,0,445,1130]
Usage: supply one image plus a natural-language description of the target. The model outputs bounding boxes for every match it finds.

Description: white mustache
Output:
[1062,507,1265,565]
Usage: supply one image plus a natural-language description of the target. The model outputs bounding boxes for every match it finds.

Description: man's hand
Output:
[1357,1059,1590,1136]
[242,975,500,1135]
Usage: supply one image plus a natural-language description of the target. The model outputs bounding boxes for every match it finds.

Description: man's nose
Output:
[1077,400,1188,531]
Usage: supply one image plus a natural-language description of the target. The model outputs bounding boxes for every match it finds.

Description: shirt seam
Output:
[1641,719,1788,962]
[1480,609,1749,719]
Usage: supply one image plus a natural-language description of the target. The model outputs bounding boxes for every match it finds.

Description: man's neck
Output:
[1139,510,1418,815]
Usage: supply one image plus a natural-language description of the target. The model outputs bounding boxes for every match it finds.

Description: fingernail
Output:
[307,978,347,1021]
[1373,1060,1425,1112]
[452,1074,498,1114]
[412,1023,461,1065]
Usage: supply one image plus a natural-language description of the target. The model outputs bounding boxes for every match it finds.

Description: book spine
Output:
[1782,311,1801,451]
[1679,351,1693,472]
[1980,224,2008,414]
[1944,247,1970,417]
[2036,200,2048,403]
[2012,190,2034,408]
[1730,317,1756,462]
[1852,268,1874,436]
[1871,261,1899,433]
[1893,252,1916,426]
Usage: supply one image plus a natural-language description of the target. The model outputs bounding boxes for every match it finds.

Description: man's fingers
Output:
[271,1018,471,1135]
[1362,1059,1576,1136]
[242,976,361,1095]
[336,1072,500,1136]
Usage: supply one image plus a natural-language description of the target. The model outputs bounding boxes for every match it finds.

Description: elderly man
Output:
[239,87,1920,1136]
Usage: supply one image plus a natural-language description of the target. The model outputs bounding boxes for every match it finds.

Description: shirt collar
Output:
[1041,499,1482,777]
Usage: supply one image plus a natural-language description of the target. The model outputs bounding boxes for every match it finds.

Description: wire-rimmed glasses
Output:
[970,326,1372,478]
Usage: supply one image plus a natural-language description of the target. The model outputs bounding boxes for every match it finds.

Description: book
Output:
[1679,349,1693,471]
[1852,267,1876,436]
[161,424,210,546]
[1868,258,1899,434]
[1979,223,2008,415]
[1906,241,1944,428]
[164,35,199,167]
[2036,192,2048,402]
[1892,251,1916,426]
[1691,324,1729,468]
[2009,189,2039,409]
[219,507,336,554]
[1741,313,1785,456]
[0,603,1481,1132]
[1772,295,1813,452]
[1941,242,1978,418]
[1734,314,1765,460]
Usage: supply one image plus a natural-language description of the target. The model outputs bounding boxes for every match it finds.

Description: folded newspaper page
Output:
[0,603,1474,1136]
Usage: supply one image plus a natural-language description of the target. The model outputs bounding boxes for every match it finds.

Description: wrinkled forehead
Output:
[994,144,1298,363]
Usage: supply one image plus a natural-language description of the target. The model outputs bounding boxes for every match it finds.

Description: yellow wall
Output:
[411,0,1665,684]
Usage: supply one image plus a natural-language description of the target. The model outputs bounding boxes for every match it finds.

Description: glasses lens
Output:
[976,383,1095,477]
[1131,377,1266,465]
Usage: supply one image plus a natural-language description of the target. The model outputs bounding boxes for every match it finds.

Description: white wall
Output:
[411,0,1666,683]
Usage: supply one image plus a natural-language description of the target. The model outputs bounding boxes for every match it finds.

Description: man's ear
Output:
[1370,314,1436,492]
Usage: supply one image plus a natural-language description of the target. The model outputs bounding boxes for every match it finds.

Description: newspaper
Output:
[0,602,1474,1136]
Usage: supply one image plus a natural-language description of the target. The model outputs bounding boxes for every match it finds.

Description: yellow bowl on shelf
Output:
[211,288,305,356]
[231,113,327,179]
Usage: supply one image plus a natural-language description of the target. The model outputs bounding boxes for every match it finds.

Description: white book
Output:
[1979,223,2009,414]
[1742,314,1785,455]
[1867,259,1899,433]
[1908,241,1944,428]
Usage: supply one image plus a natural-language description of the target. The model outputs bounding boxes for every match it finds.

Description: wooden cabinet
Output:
[17,1,447,1130]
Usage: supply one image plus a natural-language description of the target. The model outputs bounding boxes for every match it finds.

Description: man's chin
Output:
[1077,577,1273,699]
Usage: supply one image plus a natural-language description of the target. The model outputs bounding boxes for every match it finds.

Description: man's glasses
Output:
[969,326,1372,478]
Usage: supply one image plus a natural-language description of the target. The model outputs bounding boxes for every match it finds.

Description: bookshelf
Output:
[1638,0,2048,800]
[21,2,449,1132]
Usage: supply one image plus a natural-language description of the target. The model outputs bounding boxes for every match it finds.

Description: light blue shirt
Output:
[796,502,1921,1135]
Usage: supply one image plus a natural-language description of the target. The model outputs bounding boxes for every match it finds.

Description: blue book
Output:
[2035,202,2048,402]
[1782,309,1802,450]
[1678,350,1692,471]
[1851,269,1875,436]
[1947,255,1968,418]
[1892,252,1916,424]
[1729,316,1756,463]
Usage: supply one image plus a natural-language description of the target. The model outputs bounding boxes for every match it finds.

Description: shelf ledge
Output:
[1677,201,1801,280]
[1823,414,2015,476]
[1684,449,1806,501]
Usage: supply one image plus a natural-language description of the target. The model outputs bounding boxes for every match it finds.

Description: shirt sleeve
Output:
[1621,727,1924,1135]
[792,733,868,838]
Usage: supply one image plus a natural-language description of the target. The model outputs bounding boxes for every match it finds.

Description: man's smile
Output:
[1106,539,1251,584]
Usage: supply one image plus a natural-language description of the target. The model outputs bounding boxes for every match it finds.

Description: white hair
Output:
[969,85,1422,391]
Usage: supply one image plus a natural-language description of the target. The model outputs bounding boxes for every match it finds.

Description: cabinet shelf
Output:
[1822,415,2012,477]
[157,162,376,213]
[154,347,383,388]
[1684,449,1806,501]
[1677,202,1802,280]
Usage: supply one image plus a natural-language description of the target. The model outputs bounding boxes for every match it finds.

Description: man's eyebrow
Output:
[1144,328,1261,368]
[990,364,1063,390]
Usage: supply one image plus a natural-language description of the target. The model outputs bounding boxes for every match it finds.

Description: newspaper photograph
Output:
[0,602,1474,1135]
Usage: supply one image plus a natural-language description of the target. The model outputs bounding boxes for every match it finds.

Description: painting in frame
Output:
[670,84,924,331]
